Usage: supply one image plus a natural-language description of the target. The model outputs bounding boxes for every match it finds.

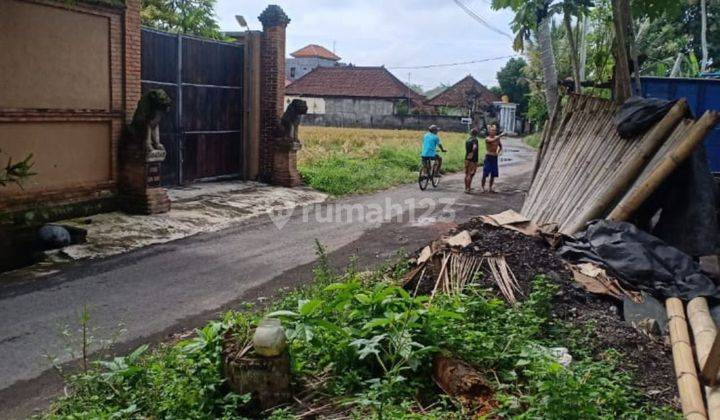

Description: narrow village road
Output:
[0,139,535,417]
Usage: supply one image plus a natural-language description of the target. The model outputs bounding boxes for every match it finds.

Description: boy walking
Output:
[464,128,479,193]
[482,125,504,193]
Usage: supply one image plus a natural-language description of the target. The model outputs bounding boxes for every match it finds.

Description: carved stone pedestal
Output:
[272,139,302,187]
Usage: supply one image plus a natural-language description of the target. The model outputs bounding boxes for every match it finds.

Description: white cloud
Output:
[216,0,520,90]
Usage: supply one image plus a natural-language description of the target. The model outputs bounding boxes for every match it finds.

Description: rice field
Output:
[297,126,482,196]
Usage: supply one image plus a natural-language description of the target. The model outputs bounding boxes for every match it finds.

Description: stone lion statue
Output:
[131,89,172,156]
[279,99,308,141]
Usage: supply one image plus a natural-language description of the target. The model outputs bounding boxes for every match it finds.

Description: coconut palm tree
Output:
[554,0,592,93]
[492,0,559,115]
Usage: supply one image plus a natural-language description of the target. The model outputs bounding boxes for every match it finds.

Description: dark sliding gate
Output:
[141,28,244,186]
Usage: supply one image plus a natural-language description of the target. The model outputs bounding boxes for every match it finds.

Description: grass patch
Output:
[524,133,542,149]
[45,244,679,419]
[298,127,480,196]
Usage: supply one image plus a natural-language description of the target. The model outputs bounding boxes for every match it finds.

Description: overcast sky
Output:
[215,0,521,90]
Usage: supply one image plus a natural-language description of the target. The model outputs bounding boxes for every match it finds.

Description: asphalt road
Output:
[0,139,534,418]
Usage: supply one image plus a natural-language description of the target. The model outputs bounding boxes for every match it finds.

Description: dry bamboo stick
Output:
[687,297,720,420]
[536,100,623,225]
[530,98,563,185]
[541,112,600,219]
[563,100,687,233]
[537,110,604,222]
[430,254,450,301]
[667,297,709,420]
[412,267,426,297]
[523,100,578,216]
[609,111,720,222]
[556,118,628,228]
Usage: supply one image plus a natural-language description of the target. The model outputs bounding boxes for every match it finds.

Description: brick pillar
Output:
[124,0,142,124]
[258,5,291,184]
[118,0,170,214]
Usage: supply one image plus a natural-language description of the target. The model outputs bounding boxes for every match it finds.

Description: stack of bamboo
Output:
[522,94,719,235]
[667,297,720,419]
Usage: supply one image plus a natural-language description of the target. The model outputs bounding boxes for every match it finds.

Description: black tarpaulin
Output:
[614,96,677,139]
[558,220,719,300]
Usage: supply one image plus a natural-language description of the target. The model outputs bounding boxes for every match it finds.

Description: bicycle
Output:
[418,156,441,190]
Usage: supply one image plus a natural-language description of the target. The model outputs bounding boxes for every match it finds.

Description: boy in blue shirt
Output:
[421,125,447,175]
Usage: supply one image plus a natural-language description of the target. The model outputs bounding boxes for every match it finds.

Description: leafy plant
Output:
[0,148,35,188]
[141,0,228,40]
[46,247,679,418]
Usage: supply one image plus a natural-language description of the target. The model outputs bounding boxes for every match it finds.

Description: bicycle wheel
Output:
[431,163,440,187]
[418,165,429,190]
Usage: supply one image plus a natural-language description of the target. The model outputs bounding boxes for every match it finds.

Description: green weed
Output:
[523,133,542,149]
[44,246,679,419]
[297,127,479,196]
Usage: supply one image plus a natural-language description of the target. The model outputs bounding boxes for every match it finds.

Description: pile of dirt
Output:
[407,218,678,409]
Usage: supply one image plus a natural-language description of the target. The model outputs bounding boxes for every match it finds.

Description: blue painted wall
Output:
[640,77,720,172]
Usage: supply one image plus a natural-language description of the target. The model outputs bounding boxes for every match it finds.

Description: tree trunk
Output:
[564,10,582,93]
[671,52,684,77]
[701,0,709,72]
[537,16,559,115]
[611,0,632,104]
[579,16,589,81]
[629,11,642,95]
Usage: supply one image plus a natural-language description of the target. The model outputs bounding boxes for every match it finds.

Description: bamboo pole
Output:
[541,102,612,223]
[609,111,720,222]
[563,100,688,234]
[705,334,720,386]
[667,297,708,420]
[687,297,720,420]
[530,98,562,185]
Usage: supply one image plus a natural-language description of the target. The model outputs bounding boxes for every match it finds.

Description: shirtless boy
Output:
[481,125,505,193]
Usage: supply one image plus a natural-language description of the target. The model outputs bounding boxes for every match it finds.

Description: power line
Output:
[453,0,513,40]
[388,55,518,70]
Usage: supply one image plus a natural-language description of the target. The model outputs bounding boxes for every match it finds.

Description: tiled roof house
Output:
[286,44,343,82]
[285,66,429,125]
[425,75,498,113]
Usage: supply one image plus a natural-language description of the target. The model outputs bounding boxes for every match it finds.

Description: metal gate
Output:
[141,28,244,186]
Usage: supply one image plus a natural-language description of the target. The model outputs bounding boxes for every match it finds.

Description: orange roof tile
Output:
[290,44,341,61]
[286,66,426,102]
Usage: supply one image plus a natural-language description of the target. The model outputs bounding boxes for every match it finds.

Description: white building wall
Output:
[286,57,338,81]
[285,95,326,114]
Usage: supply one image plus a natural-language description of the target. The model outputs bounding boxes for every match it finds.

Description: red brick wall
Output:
[0,0,141,219]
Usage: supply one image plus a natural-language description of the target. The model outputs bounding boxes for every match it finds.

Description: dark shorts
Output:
[483,155,499,177]
[421,156,440,164]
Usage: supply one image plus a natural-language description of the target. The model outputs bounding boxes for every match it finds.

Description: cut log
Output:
[432,355,495,415]
[667,298,708,420]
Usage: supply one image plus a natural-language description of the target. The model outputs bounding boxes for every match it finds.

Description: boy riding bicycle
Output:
[421,125,447,175]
